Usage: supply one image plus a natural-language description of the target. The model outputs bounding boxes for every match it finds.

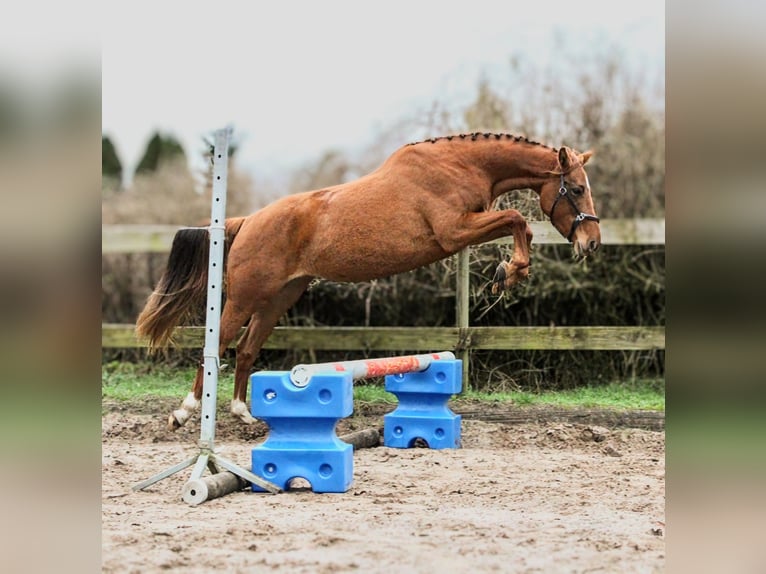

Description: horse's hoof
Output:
[231,399,257,424]
[491,263,507,295]
[168,411,184,431]
[491,260,529,293]
[167,392,199,430]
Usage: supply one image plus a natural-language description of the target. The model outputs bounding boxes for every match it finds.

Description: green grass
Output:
[102,362,216,400]
[102,362,664,411]
[460,379,665,410]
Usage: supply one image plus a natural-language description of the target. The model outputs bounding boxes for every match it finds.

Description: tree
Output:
[290,150,353,193]
[463,78,510,132]
[102,135,122,182]
[135,132,186,175]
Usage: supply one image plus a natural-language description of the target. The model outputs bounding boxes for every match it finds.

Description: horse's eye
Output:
[571,186,584,196]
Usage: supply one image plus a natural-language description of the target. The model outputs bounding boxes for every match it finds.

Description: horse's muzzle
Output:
[574,237,601,259]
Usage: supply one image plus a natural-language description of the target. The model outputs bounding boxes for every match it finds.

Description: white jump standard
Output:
[132,127,281,501]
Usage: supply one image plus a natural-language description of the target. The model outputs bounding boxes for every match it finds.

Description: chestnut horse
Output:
[136,133,601,430]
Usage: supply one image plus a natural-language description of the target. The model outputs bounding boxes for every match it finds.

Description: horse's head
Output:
[540,146,601,259]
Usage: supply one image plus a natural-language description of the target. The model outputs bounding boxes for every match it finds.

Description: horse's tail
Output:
[135,216,247,351]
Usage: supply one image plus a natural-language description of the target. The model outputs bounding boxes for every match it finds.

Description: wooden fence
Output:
[102,219,665,254]
[102,219,665,385]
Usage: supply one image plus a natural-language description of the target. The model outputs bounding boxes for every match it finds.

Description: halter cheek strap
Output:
[550,174,600,242]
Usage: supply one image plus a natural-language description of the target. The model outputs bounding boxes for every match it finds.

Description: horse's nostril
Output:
[588,240,599,252]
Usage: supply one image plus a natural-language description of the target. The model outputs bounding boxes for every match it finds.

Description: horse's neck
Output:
[467,141,556,198]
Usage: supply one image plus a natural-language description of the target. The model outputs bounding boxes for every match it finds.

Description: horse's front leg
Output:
[436,209,533,294]
[491,218,533,294]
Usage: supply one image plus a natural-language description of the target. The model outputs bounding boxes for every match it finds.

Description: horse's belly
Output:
[299,187,449,281]
[308,236,446,282]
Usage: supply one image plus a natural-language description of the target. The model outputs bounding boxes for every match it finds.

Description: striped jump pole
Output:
[289,351,456,387]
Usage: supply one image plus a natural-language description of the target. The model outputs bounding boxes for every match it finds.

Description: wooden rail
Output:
[101,219,665,253]
[102,324,665,351]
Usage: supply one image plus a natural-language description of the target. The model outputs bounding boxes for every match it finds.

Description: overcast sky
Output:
[101,0,664,186]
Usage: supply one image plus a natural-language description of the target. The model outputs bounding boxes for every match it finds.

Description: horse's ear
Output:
[580,150,594,165]
[558,146,571,170]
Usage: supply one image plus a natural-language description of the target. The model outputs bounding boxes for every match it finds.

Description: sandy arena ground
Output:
[102,401,665,573]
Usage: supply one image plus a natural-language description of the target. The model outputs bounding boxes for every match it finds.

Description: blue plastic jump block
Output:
[249,370,354,493]
[383,359,462,449]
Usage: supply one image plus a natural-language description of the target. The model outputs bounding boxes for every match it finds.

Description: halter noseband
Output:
[549,171,600,242]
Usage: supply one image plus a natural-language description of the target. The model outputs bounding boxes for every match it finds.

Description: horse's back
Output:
[228,149,470,283]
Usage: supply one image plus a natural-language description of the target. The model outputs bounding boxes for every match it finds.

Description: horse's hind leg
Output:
[228,317,268,424]
[168,366,205,430]
[167,304,253,430]
[230,277,312,423]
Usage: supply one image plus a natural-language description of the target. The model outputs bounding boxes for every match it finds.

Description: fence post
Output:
[455,248,470,390]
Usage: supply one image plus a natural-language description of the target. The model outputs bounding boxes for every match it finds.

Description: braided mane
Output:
[407,132,556,151]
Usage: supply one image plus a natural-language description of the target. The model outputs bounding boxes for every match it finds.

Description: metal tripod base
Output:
[132,445,282,494]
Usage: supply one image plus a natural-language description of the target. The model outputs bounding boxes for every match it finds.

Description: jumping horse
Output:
[136,133,601,430]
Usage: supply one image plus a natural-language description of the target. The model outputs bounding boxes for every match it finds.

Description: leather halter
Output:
[548,170,600,242]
